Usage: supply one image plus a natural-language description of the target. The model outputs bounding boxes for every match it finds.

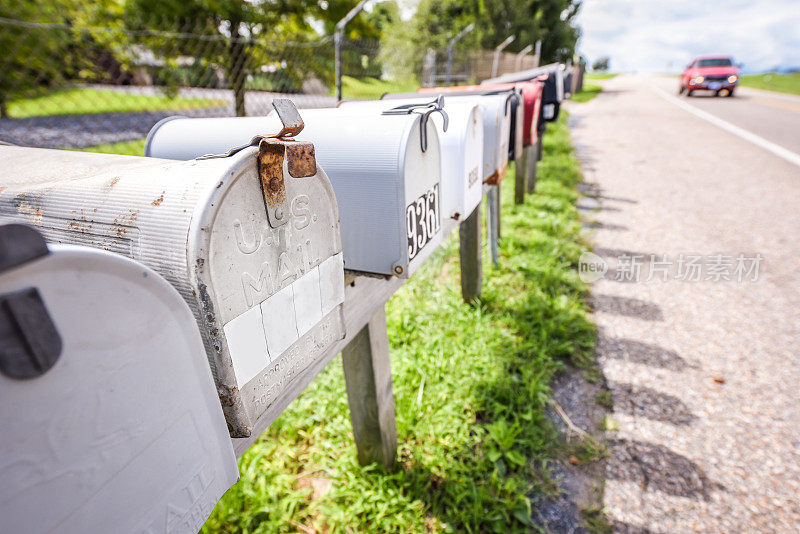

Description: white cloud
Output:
[576,0,800,73]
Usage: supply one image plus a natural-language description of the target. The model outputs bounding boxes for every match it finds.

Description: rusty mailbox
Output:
[146,104,445,278]
[337,96,484,222]
[0,102,346,438]
[0,225,238,533]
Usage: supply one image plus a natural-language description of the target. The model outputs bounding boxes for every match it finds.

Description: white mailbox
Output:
[337,97,483,221]
[0,224,238,533]
[385,93,511,186]
[0,104,346,437]
[146,106,444,278]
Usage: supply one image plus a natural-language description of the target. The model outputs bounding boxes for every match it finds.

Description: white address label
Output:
[223,252,344,387]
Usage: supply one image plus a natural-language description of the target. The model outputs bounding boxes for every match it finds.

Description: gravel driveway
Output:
[568,75,800,532]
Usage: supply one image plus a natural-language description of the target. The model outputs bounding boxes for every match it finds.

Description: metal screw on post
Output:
[445,23,474,87]
[335,0,370,102]
[491,35,515,78]
[515,43,533,72]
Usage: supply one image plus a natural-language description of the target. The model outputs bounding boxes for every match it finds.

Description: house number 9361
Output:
[406,183,440,260]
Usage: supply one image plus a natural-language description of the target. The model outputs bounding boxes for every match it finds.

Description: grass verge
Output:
[6,88,225,119]
[339,75,419,100]
[572,84,603,103]
[202,112,596,533]
[739,72,800,96]
[585,73,616,81]
[76,138,146,156]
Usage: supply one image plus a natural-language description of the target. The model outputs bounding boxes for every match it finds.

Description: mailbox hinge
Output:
[382,95,449,152]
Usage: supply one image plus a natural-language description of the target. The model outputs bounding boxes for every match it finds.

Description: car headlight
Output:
[728,75,738,83]
[693,76,704,84]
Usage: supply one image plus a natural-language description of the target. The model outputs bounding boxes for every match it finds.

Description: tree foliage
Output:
[592,56,610,72]
[410,0,581,63]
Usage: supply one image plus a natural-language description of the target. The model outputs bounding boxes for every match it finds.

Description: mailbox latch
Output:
[382,96,449,153]
[257,100,317,228]
[195,100,317,228]
[0,224,62,379]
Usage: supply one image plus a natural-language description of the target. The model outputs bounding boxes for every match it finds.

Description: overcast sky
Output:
[576,0,800,73]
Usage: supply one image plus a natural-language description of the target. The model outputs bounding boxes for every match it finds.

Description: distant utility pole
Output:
[515,44,533,71]
[445,23,475,87]
[335,0,370,101]
[534,40,542,67]
[492,35,515,78]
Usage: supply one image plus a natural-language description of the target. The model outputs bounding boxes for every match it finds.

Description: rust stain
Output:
[257,139,286,208]
[483,169,500,185]
[152,193,164,206]
[0,187,7,195]
[109,177,119,187]
[285,141,316,178]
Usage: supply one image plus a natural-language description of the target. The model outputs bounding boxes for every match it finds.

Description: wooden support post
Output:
[526,143,538,194]
[486,186,499,266]
[459,202,482,303]
[514,157,526,205]
[341,307,397,468]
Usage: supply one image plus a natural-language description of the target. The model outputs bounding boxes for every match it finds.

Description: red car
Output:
[679,56,739,97]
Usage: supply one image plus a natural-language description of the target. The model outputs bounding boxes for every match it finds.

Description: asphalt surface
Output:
[653,77,800,156]
[567,75,800,532]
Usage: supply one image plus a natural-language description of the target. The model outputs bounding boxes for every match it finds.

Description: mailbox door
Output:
[461,106,484,218]
[0,243,237,534]
[190,148,346,436]
[401,117,443,276]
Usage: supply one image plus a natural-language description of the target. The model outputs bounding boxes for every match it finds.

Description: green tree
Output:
[124,0,327,116]
[410,0,581,63]
[592,56,610,72]
[0,0,75,118]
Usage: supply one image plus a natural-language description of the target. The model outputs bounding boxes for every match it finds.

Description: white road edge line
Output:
[650,82,800,169]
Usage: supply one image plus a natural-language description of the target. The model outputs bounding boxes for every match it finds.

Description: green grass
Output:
[739,72,800,96]
[76,138,146,156]
[202,113,596,533]
[571,84,603,103]
[339,75,419,100]
[585,73,616,80]
[6,88,225,119]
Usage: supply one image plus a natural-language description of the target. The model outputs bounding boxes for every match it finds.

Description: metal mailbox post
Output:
[146,107,445,279]
[0,105,347,439]
[0,225,238,533]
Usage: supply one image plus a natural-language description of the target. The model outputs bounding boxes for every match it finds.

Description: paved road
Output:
[652,77,800,156]
[567,75,800,532]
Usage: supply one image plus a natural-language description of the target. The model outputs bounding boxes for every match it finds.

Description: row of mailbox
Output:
[0,64,567,532]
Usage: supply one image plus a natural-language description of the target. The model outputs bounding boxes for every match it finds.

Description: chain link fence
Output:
[0,15,538,153]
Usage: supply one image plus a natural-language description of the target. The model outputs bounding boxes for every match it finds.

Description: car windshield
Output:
[697,58,732,67]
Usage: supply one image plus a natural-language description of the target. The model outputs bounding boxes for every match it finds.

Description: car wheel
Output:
[715,91,721,97]
[727,89,735,97]
[678,85,685,95]
[687,90,693,97]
